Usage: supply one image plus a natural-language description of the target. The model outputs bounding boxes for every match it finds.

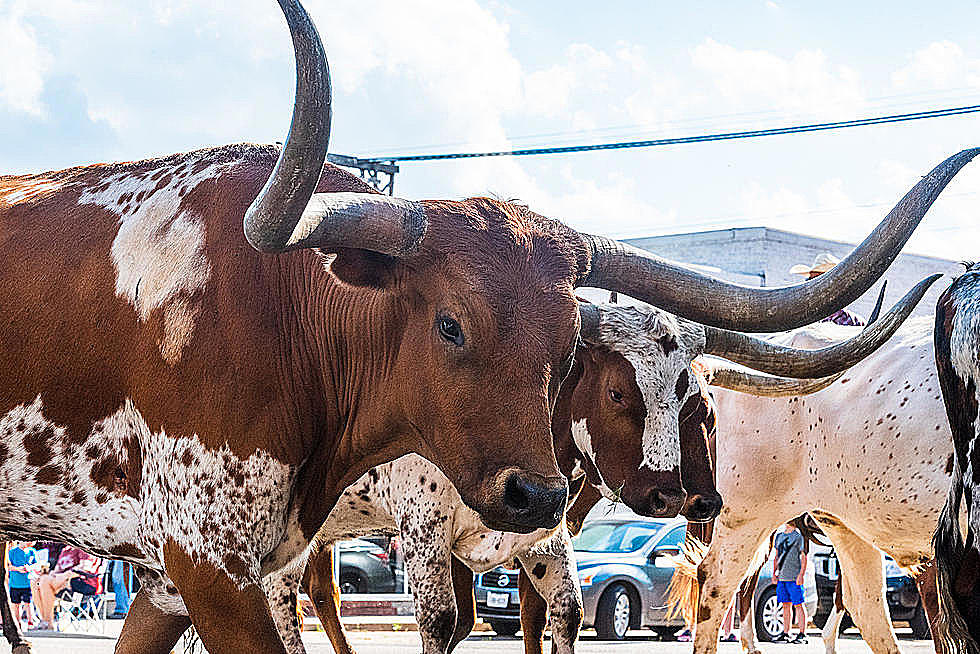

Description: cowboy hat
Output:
[789,252,840,276]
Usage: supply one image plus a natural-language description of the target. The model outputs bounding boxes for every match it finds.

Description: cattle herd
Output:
[1,1,979,654]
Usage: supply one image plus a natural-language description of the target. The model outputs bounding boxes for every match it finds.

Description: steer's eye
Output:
[437,316,465,346]
[609,389,625,405]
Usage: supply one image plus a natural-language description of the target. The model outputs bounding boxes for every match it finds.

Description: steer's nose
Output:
[684,492,723,522]
[502,472,568,530]
[642,487,687,518]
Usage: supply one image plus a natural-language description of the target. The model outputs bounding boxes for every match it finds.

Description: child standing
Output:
[772,522,807,644]
[5,541,37,629]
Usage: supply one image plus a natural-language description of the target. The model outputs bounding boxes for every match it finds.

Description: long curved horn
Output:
[867,280,887,324]
[243,0,427,256]
[706,279,887,396]
[577,149,978,332]
[701,273,940,378]
[706,362,843,396]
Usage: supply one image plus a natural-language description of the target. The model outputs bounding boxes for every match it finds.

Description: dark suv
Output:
[813,550,930,639]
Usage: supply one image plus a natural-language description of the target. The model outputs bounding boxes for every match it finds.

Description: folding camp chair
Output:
[55,560,110,634]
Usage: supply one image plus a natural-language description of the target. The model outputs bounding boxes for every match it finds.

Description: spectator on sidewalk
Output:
[789,253,865,326]
[772,522,808,644]
[32,545,100,630]
[108,560,131,618]
[5,541,36,629]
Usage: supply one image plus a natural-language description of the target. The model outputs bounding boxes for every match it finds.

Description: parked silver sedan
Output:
[575,517,688,639]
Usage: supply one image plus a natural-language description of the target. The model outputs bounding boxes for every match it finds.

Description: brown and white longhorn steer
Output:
[0,0,965,651]
[263,302,719,654]
[934,264,980,654]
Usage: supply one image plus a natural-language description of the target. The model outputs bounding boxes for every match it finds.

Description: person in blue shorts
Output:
[5,541,37,629]
[772,522,807,644]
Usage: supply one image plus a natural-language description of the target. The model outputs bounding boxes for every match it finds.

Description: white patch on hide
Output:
[570,419,617,501]
[595,304,702,472]
[77,157,237,364]
[0,395,297,595]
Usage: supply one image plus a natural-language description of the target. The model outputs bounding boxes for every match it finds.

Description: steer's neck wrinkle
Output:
[285,253,414,537]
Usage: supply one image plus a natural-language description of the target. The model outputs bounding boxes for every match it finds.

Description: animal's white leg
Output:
[693,521,771,654]
[403,526,456,654]
[821,603,845,654]
[736,564,766,654]
[818,522,900,654]
[517,527,583,654]
[263,558,308,654]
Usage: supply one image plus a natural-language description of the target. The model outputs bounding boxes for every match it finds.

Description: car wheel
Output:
[755,586,783,642]
[595,584,633,640]
[909,602,932,640]
[339,573,362,595]
[488,620,520,637]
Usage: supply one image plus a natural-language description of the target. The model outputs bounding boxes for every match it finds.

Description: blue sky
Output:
[3,0,980,260]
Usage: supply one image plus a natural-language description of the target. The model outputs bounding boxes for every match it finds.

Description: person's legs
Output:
[36,572,71,625]
[111,560,131,615]
[781,602,792,635]
[34,575,54,625]
[13,599,24,629]
[795,601,806,634]
[784,582,807,642]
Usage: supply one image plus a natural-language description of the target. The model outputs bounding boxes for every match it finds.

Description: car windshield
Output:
[573,522,664,553]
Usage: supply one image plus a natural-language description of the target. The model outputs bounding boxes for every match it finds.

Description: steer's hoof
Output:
[13,643,33,654]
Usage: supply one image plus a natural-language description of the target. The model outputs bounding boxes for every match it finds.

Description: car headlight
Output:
[579,573,595,587]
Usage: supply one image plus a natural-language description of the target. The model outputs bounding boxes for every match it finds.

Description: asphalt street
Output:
[19,627,934,654]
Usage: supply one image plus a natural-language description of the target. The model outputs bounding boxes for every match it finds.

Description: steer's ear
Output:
[325,248,403,290]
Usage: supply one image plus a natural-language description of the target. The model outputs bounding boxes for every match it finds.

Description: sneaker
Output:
[677,629,692,642]
[791,633,808,644]
[720,633,737,642]
[772,632,791,643]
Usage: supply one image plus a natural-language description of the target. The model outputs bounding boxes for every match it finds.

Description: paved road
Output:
[19,627,934,654]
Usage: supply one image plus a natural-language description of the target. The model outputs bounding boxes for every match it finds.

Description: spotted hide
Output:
[934,265,980,654]
[682,317,960,654]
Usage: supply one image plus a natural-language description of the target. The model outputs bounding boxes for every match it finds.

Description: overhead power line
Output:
[360,104,980,163]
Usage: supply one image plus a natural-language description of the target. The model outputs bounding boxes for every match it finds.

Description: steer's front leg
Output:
[403,527,457,654]
[264,559,309,654]
[516,527,583,654]
[163,544,289,654]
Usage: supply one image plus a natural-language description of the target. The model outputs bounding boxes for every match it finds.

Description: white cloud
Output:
[0,5,51,115]
[690,38,864,118]
[892,40,980,90]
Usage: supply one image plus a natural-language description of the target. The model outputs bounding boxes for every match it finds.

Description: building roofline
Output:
[623,225,955,265]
